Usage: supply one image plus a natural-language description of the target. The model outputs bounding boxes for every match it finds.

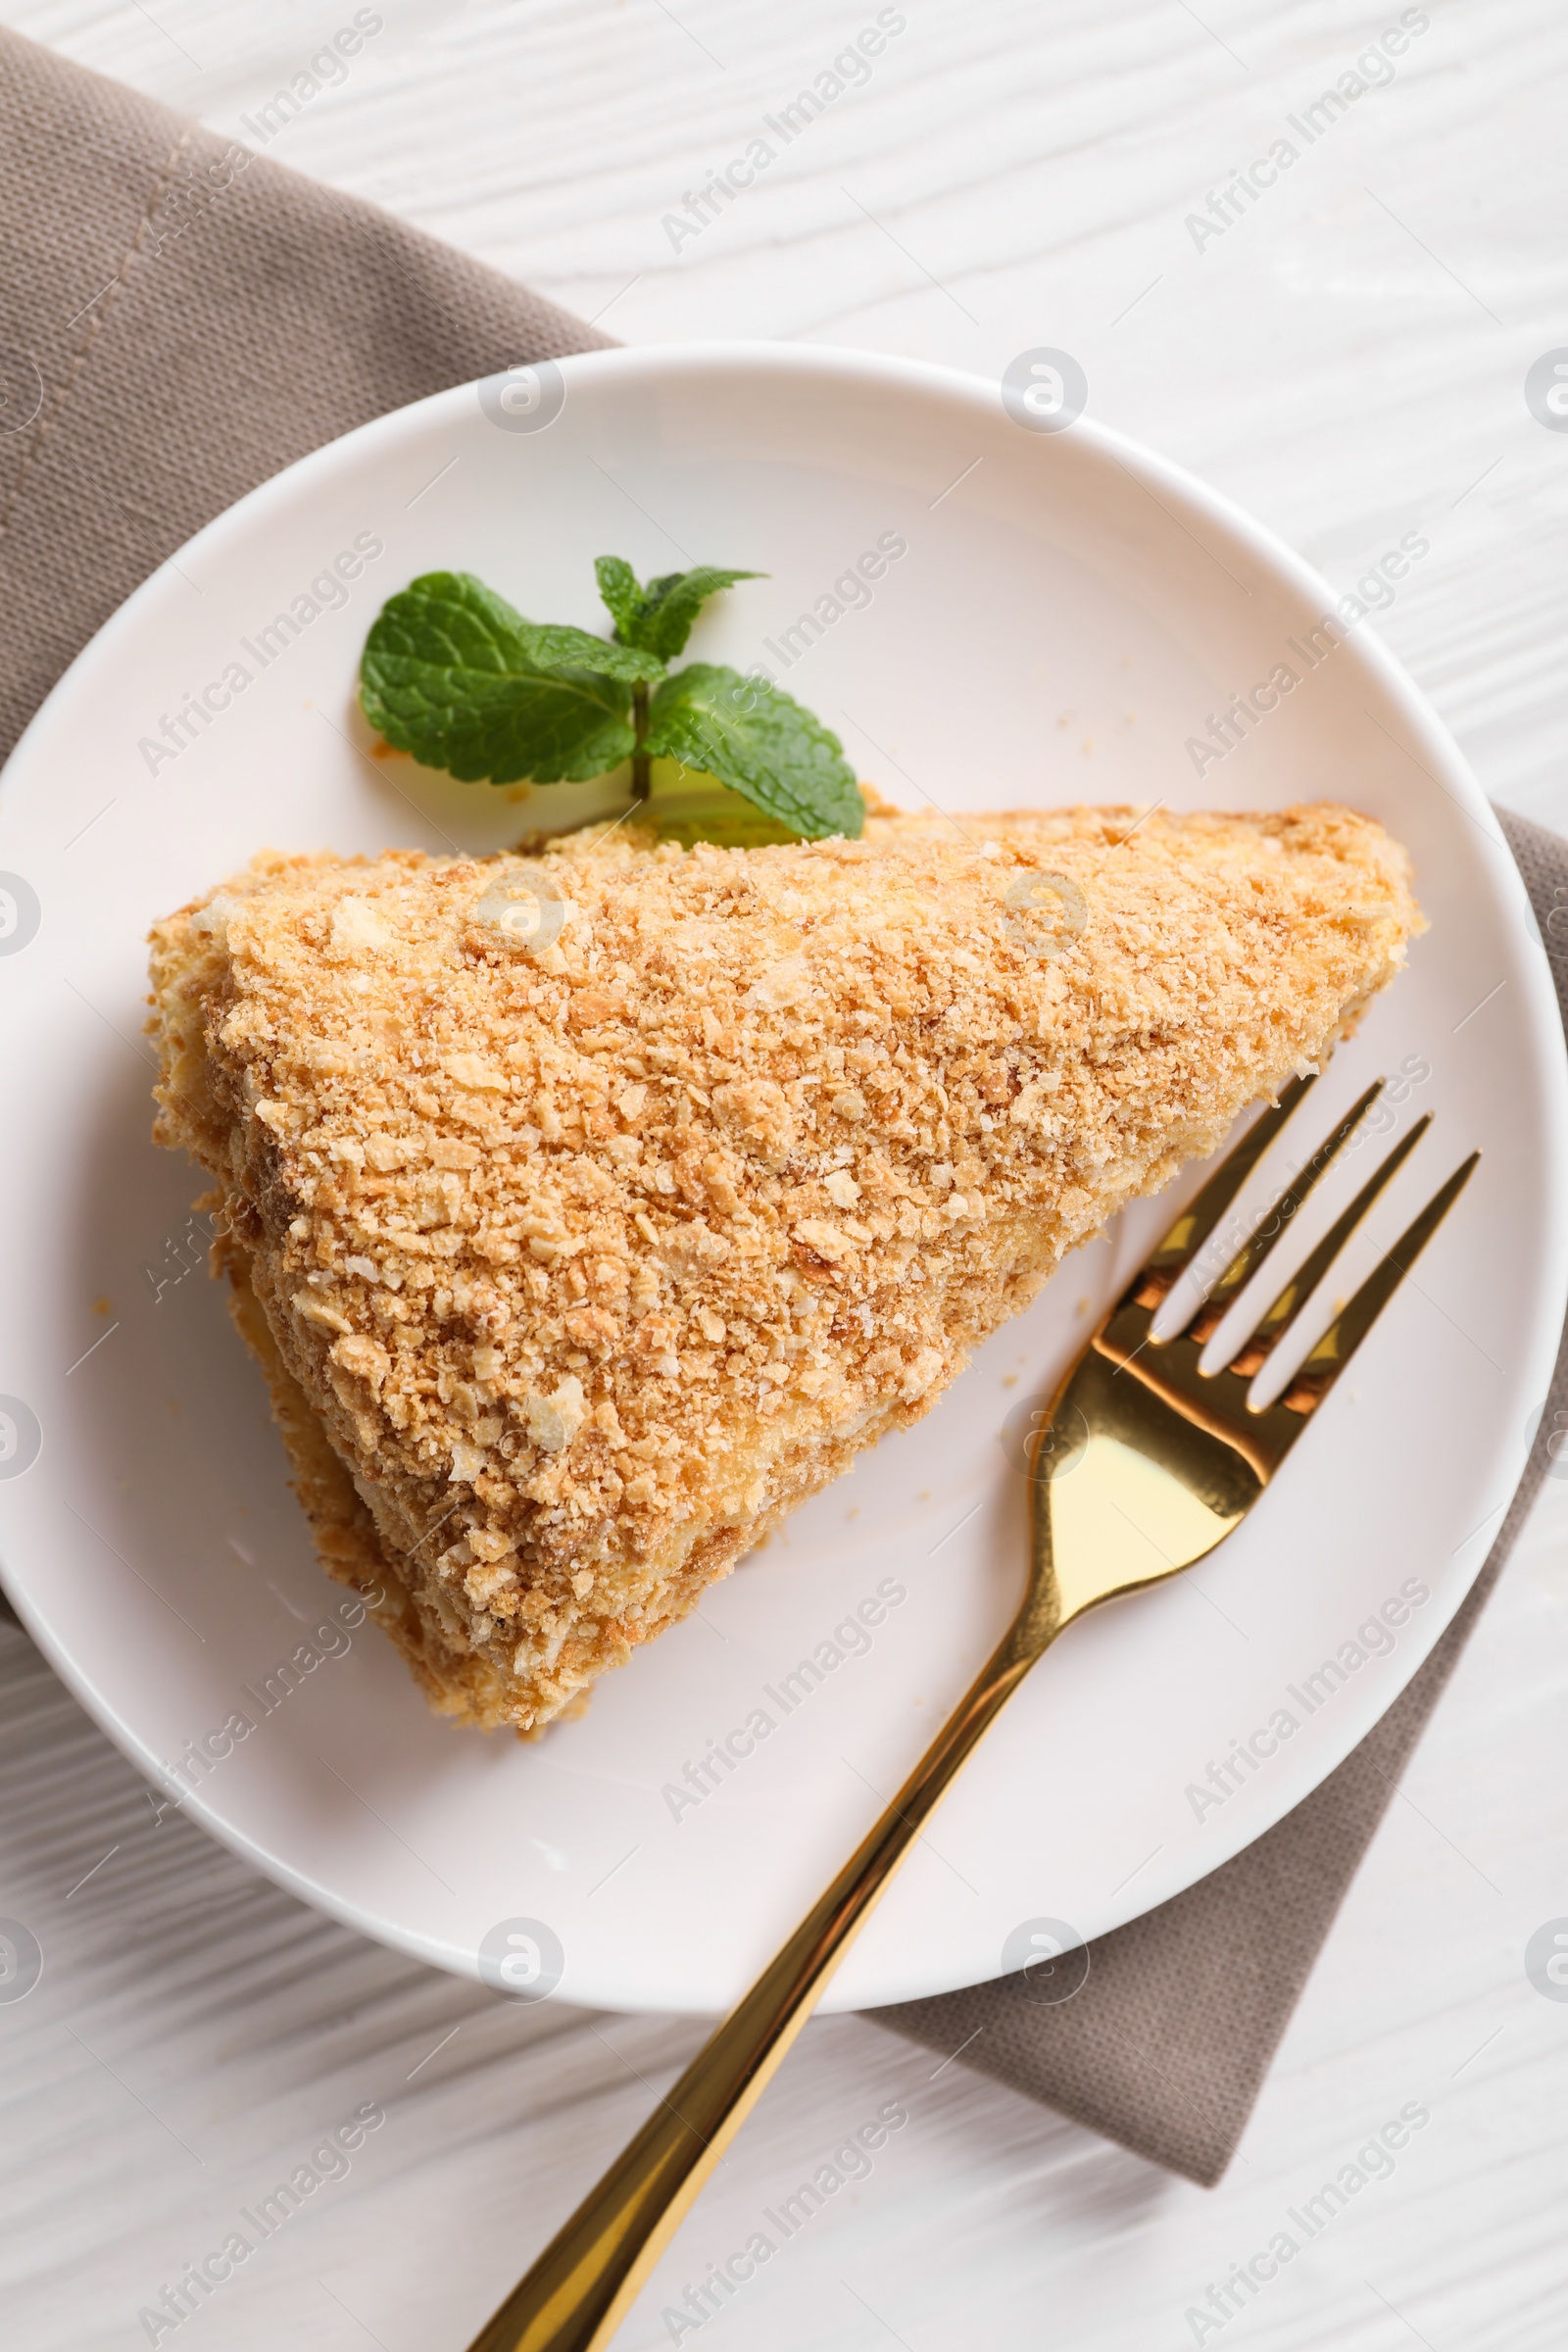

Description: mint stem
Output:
[631,684,651,802]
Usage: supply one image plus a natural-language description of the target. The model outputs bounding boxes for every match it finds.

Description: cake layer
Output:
[147,804,1421,1733]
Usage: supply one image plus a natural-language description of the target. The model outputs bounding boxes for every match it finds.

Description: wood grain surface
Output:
[3,3,1567,2346]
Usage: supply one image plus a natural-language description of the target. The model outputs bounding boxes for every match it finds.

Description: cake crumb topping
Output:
[148,802,1421,1734]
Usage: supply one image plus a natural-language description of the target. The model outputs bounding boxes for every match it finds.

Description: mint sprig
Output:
[359,559,863,841]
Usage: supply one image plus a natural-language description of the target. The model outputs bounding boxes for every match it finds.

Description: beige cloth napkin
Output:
[2,27,1559,2189]
[0,27,612,760]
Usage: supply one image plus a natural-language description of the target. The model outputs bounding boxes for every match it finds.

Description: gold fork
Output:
[467,1073,1478,2352]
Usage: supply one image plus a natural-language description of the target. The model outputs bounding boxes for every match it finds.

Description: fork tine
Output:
[1182,1078,1385,1344]
[1269,1151,1482,1419]
[1132,1073,1316,1308]
[1225,1114,1432,1378]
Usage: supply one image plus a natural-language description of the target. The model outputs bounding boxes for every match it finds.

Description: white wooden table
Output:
[5,3,1568,2345]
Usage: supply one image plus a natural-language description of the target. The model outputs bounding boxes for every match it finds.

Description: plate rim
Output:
[2,337,1564,2014]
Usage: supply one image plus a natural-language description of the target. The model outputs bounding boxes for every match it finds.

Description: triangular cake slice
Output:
[148,805,1420,1734]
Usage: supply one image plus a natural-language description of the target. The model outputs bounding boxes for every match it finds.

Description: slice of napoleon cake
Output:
[148,803,1421,1735]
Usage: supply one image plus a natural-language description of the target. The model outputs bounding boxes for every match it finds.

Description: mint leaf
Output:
[644,664,863,840]
[595,557,763,662]
[360,572,660,785]
[593,556,643,645]
[516,620,663,687]
[633,568,763,662]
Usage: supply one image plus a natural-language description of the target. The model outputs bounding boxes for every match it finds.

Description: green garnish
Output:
[592,557,760,663]
[359,559,863,842]
[644,664,864,842]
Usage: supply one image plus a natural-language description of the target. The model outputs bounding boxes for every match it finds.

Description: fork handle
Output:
[466,1627,1047,2352]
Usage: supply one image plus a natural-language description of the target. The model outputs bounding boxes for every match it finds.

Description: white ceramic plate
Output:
[0,345,1562,2017]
